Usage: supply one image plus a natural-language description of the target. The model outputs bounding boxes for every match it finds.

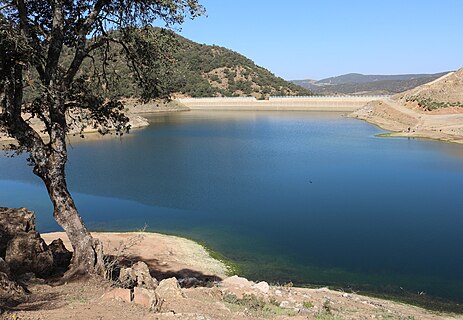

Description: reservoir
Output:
[1,111,463,308]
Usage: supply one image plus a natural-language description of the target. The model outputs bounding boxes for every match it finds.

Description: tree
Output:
[0,0,203,276]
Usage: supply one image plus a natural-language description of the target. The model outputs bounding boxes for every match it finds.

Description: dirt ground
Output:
[2,232,462,320]
[350,98,463,144]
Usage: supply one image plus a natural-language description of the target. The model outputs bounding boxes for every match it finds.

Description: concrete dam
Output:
[177,96,389,112]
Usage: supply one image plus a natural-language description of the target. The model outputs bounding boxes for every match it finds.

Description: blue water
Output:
[2,111,463,307]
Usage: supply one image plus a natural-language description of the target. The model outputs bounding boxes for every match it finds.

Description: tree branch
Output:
[15,0,46,80]
[44,0,64,86]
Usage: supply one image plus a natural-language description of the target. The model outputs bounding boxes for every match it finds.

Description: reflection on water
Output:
[1,110,463,309]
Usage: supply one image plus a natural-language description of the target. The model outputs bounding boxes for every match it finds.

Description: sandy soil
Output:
[41,232,228,281]
[350,98,463,144]
[2,232,462,320]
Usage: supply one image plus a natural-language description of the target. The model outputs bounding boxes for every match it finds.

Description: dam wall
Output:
[177,96,389,112]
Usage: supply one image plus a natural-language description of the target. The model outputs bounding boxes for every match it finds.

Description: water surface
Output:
[1,111,463,308]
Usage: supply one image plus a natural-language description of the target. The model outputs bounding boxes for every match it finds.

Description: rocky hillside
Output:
[395,68,463,110]
[292,72,449,96]
[171,33,312,98]
[58,29,311,100]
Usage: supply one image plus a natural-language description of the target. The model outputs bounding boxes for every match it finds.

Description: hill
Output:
[58,29,311,100]
[395,68,463,110]
[170,33,312,98]
[292,72,449,96]
[350,67,463,143]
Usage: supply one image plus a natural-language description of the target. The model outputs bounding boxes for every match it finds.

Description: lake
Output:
[1,111,463,309]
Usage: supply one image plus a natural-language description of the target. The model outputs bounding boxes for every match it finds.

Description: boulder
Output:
[48,238,72,273]
[133,287,159,310]
[155,277,184,300]
[5,231,53,278]
[0,257,25,299]
[221,275,253,288]
[0,271,25,299]
[101,287,132,303]
[252,281,270,294]
[0,257,11,275]
[119,261,158,290]
[0,207,36,258]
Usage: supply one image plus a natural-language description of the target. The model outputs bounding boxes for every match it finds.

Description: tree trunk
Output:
[44,167,105,276]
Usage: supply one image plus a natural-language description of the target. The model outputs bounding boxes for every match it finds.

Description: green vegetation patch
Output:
[223,293,298,317]
[405,95,463,111]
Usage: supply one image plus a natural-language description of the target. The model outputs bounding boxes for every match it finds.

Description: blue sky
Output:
[177,0,462,80]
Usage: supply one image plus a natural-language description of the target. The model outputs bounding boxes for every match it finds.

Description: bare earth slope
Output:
[395,69,463,104]
[4,232,461,319]
[350,68,463,143]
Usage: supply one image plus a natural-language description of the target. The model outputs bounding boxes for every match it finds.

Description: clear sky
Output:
[177,0,463,80]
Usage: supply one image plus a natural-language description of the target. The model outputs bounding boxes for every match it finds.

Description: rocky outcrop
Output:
[118,261,158,290]
[48,238,73,274]
[0,257,25,300]
[0,208,54,278]
[155,277,184,300]
[0,207,82,302]
[0,207,36,258]
[5,232,54,278]
[104,261,163,311]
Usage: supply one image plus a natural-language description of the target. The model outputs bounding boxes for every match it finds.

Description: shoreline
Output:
[0,100,189,143]
[38,231,461,319]
[41,231,229,281]
[350,98,463,144]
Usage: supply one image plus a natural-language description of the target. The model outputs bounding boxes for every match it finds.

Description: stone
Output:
[0,257,25,300]
[221,275,253,288]
[133,286,159,309]
[252,281,270,294]
[0,207,36,258]
[155,277,184,300]
[0,257,11,276]
[119,261,158,290]
[48,238,72,273]
[5,231,53,278]
[101,287,132,303]
[0,272,25,299]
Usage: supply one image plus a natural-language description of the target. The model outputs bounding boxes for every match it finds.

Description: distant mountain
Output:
[291,72,450,96]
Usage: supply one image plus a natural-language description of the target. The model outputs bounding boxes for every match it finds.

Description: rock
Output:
[0,271,25,299]
[0,207,36,258]
[133,287,159,310]
[0,257,11,275]
[48,238,72,273]
[101,287,132,303]
[119,261,158,290]
[0,257,25,300]
[221,275,253,288]
[5,231,53,278]
[252,281,270,294]
[155,277,184,300]
[178,277,203,288]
